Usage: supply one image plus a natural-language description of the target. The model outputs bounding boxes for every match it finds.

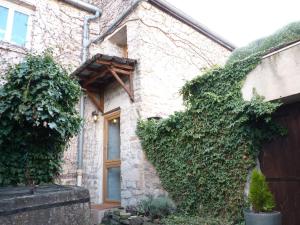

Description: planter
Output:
[244,209,282,225]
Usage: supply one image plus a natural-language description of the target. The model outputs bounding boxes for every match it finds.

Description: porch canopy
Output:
[71,54,137,113]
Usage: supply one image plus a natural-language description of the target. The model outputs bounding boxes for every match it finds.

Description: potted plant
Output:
[244,169,281,225]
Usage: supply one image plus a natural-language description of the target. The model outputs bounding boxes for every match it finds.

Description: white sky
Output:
[166,0,300,47]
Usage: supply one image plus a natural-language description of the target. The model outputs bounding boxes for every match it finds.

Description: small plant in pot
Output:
[245,169,281,225]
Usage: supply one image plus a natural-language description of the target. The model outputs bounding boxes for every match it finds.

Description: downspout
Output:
[61,0,102,186]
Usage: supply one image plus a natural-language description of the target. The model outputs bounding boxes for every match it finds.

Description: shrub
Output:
[0,52,81,185]
[137,195,176,220]
[249,169,275,212]
[161,214,235,225]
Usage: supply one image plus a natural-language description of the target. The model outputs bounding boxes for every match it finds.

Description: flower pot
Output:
[244,210,282,225]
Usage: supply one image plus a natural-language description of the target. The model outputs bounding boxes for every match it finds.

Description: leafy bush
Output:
[249,169,275,212]
[227,21,300,63]
[137,195,176,219]
[161,214,235,225]
[0,52,81,185]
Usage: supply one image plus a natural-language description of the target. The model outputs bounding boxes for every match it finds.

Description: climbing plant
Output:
[227,21,300,64]
[137,55,281,222]
[137,55,285,222]
[0,52,81,186]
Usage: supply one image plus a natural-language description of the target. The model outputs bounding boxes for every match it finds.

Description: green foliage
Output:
[248,169,275,212]
[137,54,281,222]
[161,214,234,225]
[228,21,300,63]
[137,195,176,220]
[0,51,81,185]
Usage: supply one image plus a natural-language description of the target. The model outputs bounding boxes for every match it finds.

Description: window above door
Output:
[0,0,32,47]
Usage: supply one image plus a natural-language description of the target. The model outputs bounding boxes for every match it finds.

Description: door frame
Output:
[103,109,121,204]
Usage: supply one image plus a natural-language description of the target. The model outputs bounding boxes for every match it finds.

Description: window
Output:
[109,26,128,58]
[0,0,31,47]
[103,111,121,203]
[0,6,8,40]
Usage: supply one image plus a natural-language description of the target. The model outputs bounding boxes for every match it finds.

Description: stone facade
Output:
[89,0,135,34]
[85,1,231,206]
[0,0,232,208]
[0,0,99,74]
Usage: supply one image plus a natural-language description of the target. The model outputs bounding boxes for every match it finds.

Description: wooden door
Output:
[103,110,121,204]
[259,102,300,225]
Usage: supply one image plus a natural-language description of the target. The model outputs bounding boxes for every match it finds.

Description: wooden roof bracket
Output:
[107,66,134,102]
[83,69,108,88]
[86,90,104,113]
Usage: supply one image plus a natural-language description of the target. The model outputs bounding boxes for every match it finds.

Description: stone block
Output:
[120,212,131,220]
[0,185,92,225]
[128,216,144,225]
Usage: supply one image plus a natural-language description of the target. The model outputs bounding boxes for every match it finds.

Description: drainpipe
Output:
[61,0,102,186]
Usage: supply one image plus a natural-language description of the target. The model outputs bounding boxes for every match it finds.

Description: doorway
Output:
[103,110,121,205]
[259,101,300,225]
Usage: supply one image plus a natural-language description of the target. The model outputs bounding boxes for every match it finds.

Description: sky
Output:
[166,0,300,47]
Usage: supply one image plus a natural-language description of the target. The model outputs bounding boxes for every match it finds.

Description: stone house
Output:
[0,0,233,210]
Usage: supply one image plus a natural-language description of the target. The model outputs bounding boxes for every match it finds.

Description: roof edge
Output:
[148,0,235,51]
[71,53,137,77]
[92,0,235,51]
[262,39,300,59]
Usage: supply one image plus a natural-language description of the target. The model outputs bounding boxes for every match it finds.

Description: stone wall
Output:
[0,185,91,225]
[81,81,145,206]
[0,0,231,208]
[89,0,135,34]
[0,0,99,74]
[85,1,231,206]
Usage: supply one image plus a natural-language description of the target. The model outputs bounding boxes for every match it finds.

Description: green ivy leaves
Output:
[0,52,81,186]
[137,55,281,223]
[227,21,300,64]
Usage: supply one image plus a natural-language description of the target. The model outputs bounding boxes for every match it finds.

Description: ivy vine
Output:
[137,55,282,222]
[0,52,81,186]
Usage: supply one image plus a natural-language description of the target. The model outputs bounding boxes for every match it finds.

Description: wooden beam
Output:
[112,63,134,70]
[107,67,134,102]
[129,71,134,100]
[86,67,103,73]
[83,69,108,88]
[95,60,111,66]
[99,89,104,113]
[86,91,104,113]
[96,60,134,70]
[111,67,131,75]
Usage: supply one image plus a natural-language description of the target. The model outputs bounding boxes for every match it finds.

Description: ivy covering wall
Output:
[0,52,81,185]
[136,22,300,222]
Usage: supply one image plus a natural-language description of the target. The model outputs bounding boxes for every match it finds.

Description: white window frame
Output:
[0,0,33,48]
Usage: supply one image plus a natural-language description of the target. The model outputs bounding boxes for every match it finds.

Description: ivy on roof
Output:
[227,21,300,64]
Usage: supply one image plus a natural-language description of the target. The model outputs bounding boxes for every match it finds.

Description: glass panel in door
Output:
[107,117,120,160]
[107,167,121,201]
